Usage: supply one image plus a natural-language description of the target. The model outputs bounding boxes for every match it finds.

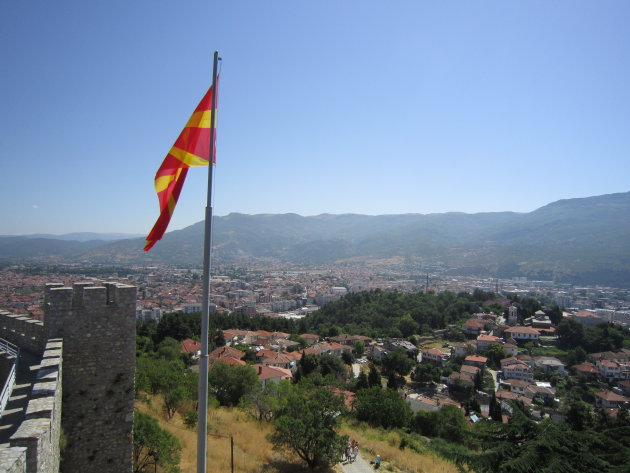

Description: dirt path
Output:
[339,452,378,473]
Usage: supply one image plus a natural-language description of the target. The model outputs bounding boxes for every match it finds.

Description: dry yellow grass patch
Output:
[418,340,448,349]
[136,396,455,473]
[136,396,327,473]
[339,422,458,473]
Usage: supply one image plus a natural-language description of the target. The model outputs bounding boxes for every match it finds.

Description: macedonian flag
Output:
[145,83,218,251]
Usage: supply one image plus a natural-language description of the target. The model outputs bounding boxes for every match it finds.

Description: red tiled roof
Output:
[465,355,488,363]
[504,326,540,335]
[571,363,599,374]
[496,391,518,400]
[463,319,485,327]
[477,335,500,342]
[596,391,629,402]
[460,365,480,375]
[255,349,278,359]
[209,356,246,367]
[180,338,202,353]
[260,352,293,365]
[253,364,292,381]
[210,346,245,360]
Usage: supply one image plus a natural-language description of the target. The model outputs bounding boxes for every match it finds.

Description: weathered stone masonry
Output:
[0,282,136,473]
[0,339,62,473]
[46,282,136,473]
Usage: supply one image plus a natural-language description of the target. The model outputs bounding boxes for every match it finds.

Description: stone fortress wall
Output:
[0,313,46,355]
[0,281,136,473]
[0,339,62,473]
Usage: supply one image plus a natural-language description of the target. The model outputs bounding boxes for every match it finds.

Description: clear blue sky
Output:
[1,1,629,235]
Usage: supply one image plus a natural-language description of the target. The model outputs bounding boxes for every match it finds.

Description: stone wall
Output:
[45,282,136,473]
[0,340,63,473]
[0,312,46,355]
[0,281,136,473]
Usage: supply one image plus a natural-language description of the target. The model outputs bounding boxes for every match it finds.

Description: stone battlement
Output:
[0,282,136,473]
[44,282,136,308]
[0,312,46,354]
[0,339,63,473]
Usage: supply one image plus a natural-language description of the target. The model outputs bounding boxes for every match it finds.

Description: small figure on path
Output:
[374,454,381,469]
[345,440,352,463]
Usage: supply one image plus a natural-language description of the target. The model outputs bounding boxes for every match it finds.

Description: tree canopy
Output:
[133,411,181,473]
[303,289,496,338]
[269,385,347,469]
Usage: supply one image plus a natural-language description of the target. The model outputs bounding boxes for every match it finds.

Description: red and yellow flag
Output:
[145,83,218,251]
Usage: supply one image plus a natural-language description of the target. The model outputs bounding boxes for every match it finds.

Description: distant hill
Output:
[2,192,630,286]
[0,236,106,259]
[23,232,143,242]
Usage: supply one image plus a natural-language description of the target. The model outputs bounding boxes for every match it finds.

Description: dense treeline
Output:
[144,288,517,344]
[306,289,499,338]
[557,318,630,352]
[466,402,630,473]
[142,288,506,344]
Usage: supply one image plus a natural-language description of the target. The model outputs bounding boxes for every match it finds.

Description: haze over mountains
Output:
[2,192,630,286]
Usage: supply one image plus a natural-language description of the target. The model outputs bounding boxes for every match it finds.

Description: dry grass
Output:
[418,340,447,349]
[136,396,456,473]
[339,421,459,473]
[135,396,334,473]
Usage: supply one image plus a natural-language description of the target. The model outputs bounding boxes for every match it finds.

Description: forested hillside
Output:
[305,289,540,338]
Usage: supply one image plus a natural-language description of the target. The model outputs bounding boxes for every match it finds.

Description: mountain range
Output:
[2,192,629,286]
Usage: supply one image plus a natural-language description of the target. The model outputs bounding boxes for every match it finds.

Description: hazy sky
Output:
[1,1,629,235]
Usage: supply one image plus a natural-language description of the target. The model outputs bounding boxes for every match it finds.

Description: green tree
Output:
[156,337,183,361]
[136,335,153,356]
[289,334,308,349]
[213,329,226,347]
[133,411,181,473]
[155,312,201,344]
[269,386,347,469]
[437,404,468,443]
[136,357,186,396]
[566,346,587,367]
[354,386,411,429]
[398,313,420,338]
[319,353,346,379]
[411,363,440,384]
[485,343,507,369]
[341,349,355,366]
[411,410,438,437]
[367,364,381,388]
[557,318,585,349]
[352,340,366,357]
[382,348,415,377]
[208,362,259,406]
[489,392,502,422]
[299,353,320,378]
[355,370,369,391]
[163,385,188,419]
[245,380,292,422]
[469,413,612,473]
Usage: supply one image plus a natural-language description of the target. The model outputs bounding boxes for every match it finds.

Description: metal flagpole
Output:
[197,50,220,473]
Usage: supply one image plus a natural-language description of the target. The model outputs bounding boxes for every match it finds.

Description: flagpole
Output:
[198,50,219,473]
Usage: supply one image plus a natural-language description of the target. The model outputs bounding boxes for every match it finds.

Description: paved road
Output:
[339,453,378,473]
